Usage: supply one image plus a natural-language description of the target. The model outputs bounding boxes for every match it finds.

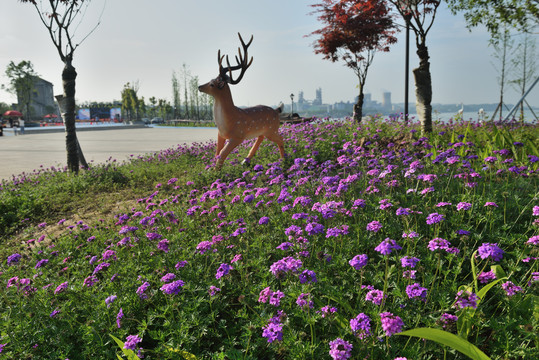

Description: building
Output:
[382,92,392,110]
[17,76,58,119]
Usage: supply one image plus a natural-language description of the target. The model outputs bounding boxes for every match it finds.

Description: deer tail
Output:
[276,102,284,113]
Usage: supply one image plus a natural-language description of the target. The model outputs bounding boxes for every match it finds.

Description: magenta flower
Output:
[296,293,313,310]
[365,289,385,305]
[116,308,124,328]
[484,202,498,207]
[366,220,382,232]
[329,338,353,360]
[428,238,451,252]
[124,335,142,350]
[54,282,68,294]
[208,285,221,297]
[136,282,150,299]
[380,312,404,337]
[532,206,539,216]
[258,287,272,303]
[440,313,458,328]
[477,271,496,284]
[400,256,420,268]
[269,290,285,306]
[160,273,176,283]
[456,202,472,211]
[526,235,539,245]
[501,281,523,296]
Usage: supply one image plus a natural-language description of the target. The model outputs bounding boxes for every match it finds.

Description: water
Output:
[406,109,538,123]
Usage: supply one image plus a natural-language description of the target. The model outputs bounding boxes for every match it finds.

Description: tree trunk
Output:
[413,43,433,133]
[353,91,364,123]
[61,60,87,173]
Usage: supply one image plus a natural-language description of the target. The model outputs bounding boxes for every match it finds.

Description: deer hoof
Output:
[241,158,251,166]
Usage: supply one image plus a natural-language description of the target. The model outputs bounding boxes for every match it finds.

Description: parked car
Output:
[150,117,164,124]
[142,118,150,124]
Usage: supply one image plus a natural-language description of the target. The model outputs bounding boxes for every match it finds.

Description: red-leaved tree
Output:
[309,0,397,122]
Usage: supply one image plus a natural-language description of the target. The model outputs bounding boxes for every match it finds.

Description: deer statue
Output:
[198,33,285,170]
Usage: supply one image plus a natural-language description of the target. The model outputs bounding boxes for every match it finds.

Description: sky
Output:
[0,0,537,110]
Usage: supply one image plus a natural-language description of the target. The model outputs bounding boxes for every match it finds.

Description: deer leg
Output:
[216,134,226,156]
[242,135,264,165]
[216,138,243,169]
[266,132,286,158]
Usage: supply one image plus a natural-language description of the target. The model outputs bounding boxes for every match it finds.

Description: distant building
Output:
[313,88,322,106]
[382,92,392,109]
[17,76,57,119]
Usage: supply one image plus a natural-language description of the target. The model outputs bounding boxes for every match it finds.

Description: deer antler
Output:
[218,33,253,85]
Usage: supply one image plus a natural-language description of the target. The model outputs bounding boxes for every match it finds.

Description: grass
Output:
[0,116,538,359]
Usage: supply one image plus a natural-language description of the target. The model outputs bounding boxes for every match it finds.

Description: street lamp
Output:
[401,2,415,123]
[290,93,295,117]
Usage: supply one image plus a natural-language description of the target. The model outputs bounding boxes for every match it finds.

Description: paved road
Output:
[0,126,216,181]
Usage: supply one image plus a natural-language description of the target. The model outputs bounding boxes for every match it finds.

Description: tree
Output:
[388,0,441,133]
[489,29,514,121]
[445,0,538,39]
[21,0,103,173]
[309,0,397,122]
[121,81,139,122]
[171,71,182,119]
[3,60,38,119]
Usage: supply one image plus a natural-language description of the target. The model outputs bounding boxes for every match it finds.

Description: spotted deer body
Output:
[198,33,285,169]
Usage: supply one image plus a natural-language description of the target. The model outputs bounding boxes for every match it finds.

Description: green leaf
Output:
[396,328,491,360]
[109,334,140,360]
[477,277,507,304]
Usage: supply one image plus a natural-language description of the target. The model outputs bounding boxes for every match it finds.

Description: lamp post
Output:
[290,93,294,117]
[404,11,412,122]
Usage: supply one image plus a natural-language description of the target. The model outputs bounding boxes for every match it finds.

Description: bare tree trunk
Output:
[414,43,432,133]
[61,60,87,173]
[353,90,364,123]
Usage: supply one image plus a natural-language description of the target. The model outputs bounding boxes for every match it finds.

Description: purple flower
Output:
[299,269,317,284]
[406,283,427,300]
[349,254,368,270]
[527,235,539,245]
[160,280,185,295]
[428,238,451,252]
[296,293,314,310]
[83,275,99,287]
[366,220,383,232]
[380,312,404,337]
[196,241,213,254]
[50,308,60,318]
[440,313,458,328]
[92,262,110,276]
[258,287,272,303]
[105,295,117,308]
[258,216,270,225]
[501,281,523,296]
[215,263,233,279]
[269,290,285,306]
[262,320,283,343]
[477,271,497,284]
[124,335,142,350]
[208,285,221,297]
[157,239,169,253]
[136,282,150,299]
[175,260,188,269]
[146,232,162,241]
[160,273,176,283]
[116,308,124,328]
[365,289,385,305]
[7,253,21,265]
[319,305,337,318]
[484,202,498,207]
[454,290,479,309]
[34,258,49,269]
[54,282,68,294]
[374,238,402,256]
[350,313,371,339]
[329,338,353,360]
[477,243,504,262]
[305,222,324,235]
[276,242,294,251]
[456,202,472,211]
[533,206,539,216]
[400,256,420,268]
[396,207,411,216]
[269,256,302,277]
[426,212,445,225]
